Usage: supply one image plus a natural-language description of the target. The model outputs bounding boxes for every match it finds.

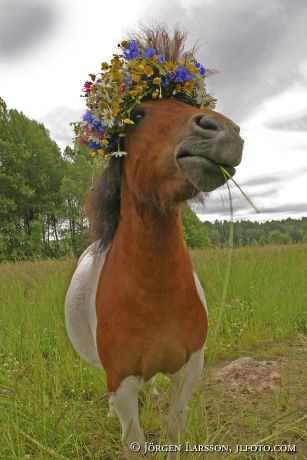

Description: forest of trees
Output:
[1,98,306,261]
[0,98,106,260]
[203,218,307,247]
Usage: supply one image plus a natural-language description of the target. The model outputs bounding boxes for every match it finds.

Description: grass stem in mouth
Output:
[219,165,260,214]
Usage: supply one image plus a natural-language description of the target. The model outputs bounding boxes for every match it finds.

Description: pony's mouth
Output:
[176,151,236,192]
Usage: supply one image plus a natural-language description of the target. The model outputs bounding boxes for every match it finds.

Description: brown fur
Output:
[96,183,208,392]
[94,99,213,391]
[92,95,244,391]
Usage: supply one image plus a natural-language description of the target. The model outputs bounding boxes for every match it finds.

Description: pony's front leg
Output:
[166,348,204,460]
[110,376,145,459]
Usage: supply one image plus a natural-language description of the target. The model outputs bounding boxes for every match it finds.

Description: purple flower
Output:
[175,65,194,84]
[162,77,171,87]
[89,141,101,151]
[92,119,106,133]
[144,47,157,58]
[196,62,206,76]
[158,53,166,64]
[124,76,133,84]
[83,112,93,122]
[123,41,141,61]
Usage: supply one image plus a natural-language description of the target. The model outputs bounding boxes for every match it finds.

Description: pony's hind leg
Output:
[110,376,145,459]
[166,348,204,460]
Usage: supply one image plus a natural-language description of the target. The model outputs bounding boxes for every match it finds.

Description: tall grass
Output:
[1,245,306,459]
[192,244,307,362]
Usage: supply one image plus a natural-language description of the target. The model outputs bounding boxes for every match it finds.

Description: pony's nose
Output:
[192,114,241,135]
[191,114,243,167]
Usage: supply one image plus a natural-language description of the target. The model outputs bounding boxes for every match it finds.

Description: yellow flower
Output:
[123,118,135,124]
[153,77,162,85]
[184,80,196,94]
[112,105,120,116]
[165,60,177,73]
[127,61,138,70]
[186,62,197,74]
[144,65,154,77]
[132,73,141,83]
[129,85,143,98]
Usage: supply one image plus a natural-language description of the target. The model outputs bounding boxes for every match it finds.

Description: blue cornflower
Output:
[123,41,141,61]
[175,65,194,84]
[196,62,206,76]
[124,76,133,84]
[144,47,157,58]
[92,119,106,133]
[158,53,166,64]
[162,77,171,87]
[83,112,93,122]
[89,141,101,151]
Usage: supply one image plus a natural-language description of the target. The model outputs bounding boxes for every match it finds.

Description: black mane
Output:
[86,157,123,249]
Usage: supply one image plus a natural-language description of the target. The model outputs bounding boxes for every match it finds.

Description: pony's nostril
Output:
[193,115,219,131]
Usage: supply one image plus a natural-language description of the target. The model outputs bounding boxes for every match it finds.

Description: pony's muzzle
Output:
[191,113,244,167]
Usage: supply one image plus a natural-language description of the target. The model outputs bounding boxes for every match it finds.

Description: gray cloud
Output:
[266,112,307,131]
[198,196,306,220]
[241,175,282,187]
[150,0,307,122]
[258,202,307,215]
[0,0,57,57]
[40,107,78,150]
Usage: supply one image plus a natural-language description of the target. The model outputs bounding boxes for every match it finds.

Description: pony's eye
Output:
[131,110,145,124]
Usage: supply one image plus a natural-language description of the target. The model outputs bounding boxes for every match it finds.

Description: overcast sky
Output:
[1,0,306,222]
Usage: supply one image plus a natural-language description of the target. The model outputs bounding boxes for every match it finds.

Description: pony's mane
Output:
[127,25,195,61]
[86,157,123,249]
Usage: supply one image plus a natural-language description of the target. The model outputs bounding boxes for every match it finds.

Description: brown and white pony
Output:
[65,89,243,459]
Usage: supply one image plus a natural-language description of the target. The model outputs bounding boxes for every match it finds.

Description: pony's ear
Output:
[86,157,123,249]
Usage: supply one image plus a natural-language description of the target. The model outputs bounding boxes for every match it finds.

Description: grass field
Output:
[1,245,306,459]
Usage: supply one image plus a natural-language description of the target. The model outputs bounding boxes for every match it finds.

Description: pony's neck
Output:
[110,182,191,288]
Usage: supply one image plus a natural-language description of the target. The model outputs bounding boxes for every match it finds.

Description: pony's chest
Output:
[95,272,208,383]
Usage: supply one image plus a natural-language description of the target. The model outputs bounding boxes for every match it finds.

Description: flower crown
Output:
[74,39,216,156]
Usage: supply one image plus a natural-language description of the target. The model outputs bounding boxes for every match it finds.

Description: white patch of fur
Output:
[166,348,204,460]
[110,349,205,460]
[193,272,208,315]
[65,241,110,368]
[110,376,146,458]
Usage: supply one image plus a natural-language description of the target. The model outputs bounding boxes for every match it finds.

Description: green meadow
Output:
[1,245,306,459]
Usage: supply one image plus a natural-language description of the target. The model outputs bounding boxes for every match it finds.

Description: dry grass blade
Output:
[219,165,260,214]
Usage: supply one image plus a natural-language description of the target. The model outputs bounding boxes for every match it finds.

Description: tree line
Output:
[203,218,307,247]
[0,99,306,261]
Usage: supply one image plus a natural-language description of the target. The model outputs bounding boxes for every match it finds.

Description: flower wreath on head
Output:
[73,37,216,157]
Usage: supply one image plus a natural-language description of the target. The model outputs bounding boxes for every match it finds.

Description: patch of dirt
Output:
[211,356,282,395]
[201,339,307,459]
[206,340,306,398]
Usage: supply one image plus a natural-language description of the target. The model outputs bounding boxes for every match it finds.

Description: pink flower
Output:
[83,81,93,95]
